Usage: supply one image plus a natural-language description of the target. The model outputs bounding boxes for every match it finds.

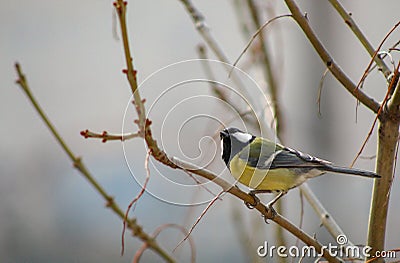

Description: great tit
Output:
[220,127,380,208]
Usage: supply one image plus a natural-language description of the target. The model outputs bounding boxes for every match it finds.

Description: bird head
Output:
[220,127,255,166]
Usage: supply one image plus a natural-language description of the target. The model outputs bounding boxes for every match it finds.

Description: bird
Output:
[219,127,380,211]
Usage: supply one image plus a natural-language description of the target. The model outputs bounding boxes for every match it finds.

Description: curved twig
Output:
[230,14,293,76]
[174,190,225,251]
[122,149,152,256]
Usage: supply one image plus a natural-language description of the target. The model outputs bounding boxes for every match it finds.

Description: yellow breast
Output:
[229,155,307,191]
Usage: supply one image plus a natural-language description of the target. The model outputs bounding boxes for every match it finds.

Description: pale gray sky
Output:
[1,0,399,262]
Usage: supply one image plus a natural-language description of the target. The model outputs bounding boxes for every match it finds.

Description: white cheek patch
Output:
[232,132,253,143]
[221,139,224,156]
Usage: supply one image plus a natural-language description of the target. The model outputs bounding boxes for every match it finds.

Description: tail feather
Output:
[324,165,380,178]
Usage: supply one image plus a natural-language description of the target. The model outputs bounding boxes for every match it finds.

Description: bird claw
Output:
[244,191,260,209]
[263,202,277,223]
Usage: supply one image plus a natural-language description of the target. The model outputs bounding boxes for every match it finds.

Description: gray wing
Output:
[269,147,332,170]
[238,140,331,170]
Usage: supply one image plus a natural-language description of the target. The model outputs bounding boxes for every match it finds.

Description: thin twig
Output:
[174,190,225,251]
[293,189,305,262]
[317,68,330,117]
[351,61,400,167]
[368,39,400,74]
[230,14,292,77]
[196,45,259,130]
[80,129,140,142]
[243,1,287,143]
[122,149,152,256]
[134,224,196,263]
[133,243,149,263]
[114,0,146,133]
[353,21,400,96]
[153,224,196,263]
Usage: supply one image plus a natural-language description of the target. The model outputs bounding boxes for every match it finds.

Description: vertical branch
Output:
[367,119,398,261]
[367,73,400,262]
[113,0,145,132]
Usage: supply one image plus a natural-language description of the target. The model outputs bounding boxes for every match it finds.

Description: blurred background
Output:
[1,0,399,262]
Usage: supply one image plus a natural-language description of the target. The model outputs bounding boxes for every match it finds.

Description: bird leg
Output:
[267,191,286,208]
[266,191,287,217]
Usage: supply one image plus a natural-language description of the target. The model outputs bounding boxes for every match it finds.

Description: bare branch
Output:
[327,0,392,79]
[80,129,140,142]
[284,0,380,113]
[367,62,400,261]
